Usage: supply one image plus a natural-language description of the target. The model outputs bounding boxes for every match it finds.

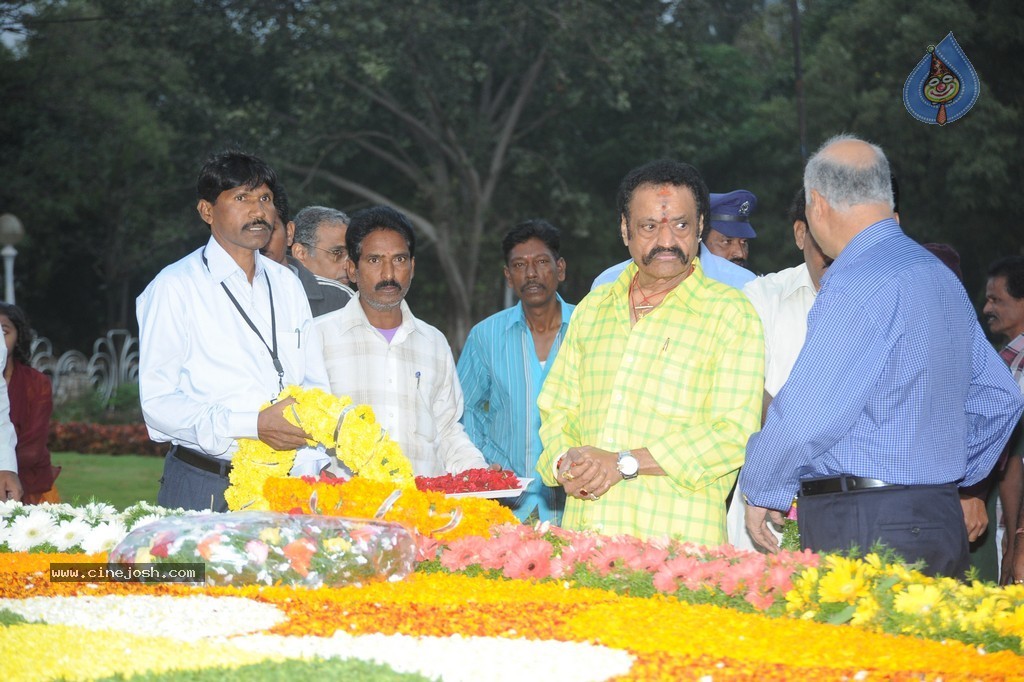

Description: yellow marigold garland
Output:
[225,386,415,511]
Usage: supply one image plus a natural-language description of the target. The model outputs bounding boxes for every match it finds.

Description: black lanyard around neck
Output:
[202,249,285,396]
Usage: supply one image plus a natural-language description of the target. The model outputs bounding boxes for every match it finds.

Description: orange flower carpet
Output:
[2,539,1024,681]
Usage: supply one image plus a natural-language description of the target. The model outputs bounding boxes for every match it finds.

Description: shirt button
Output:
[606,438,614,444]
[615,393,622,401]
[625,356,633,363]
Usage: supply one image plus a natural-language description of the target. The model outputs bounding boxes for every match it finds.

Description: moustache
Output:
[642,246,688,266]
[375,279,402,291]
[244,219,271,231]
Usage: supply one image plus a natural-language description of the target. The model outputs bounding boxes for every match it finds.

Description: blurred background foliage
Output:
[1,0,1020,352]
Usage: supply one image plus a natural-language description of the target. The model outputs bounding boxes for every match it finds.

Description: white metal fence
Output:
[29,329,139,407]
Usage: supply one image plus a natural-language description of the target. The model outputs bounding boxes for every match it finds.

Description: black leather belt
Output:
[800,475,893,496]
[170,445,232,477]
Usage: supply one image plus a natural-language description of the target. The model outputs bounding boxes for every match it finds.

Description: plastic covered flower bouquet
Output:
[108,511,416,588]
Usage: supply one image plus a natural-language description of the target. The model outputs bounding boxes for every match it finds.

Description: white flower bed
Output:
[231,631,635,682]
[0,595,286,640]
[0,500,194,553]
[0,593,633,681]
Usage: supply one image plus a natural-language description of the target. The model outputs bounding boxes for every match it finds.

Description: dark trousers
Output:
[157,445,230,513]
[798,482,968,578]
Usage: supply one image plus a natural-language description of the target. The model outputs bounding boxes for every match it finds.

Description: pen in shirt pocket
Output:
[295,328,302,348]
[661,338,670,354]
[415,371,421,389]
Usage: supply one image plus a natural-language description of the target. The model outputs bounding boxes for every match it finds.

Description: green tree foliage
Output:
[1,0,1020,352]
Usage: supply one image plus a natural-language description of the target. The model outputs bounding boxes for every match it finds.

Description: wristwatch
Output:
[617,450,639,480]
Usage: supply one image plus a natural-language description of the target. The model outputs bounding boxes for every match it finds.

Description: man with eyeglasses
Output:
[272,206,353,317]
[291,205,357,290]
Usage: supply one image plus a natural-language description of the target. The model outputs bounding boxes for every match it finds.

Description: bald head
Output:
[803,134,896,259]
[804,134,893,212]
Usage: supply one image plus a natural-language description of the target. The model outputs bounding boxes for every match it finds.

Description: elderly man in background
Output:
[290,206,354,316]
[315,206,487,477]
[537,159,763,543]
[291,206,356,291]
[741,134,1023,578]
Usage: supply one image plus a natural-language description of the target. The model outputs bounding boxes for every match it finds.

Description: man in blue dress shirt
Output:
[458,220,574,522]
[740,134,1024,577]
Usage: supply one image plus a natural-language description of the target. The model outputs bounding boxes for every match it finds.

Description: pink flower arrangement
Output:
[428,523,819,611]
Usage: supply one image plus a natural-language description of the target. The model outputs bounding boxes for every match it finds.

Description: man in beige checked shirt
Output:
[314,205,488,477]
[537,160,764,544]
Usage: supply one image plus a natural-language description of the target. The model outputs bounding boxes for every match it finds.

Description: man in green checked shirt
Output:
[536,160,764,544]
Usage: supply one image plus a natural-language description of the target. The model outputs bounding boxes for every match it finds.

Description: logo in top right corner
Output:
[903,32,980,126]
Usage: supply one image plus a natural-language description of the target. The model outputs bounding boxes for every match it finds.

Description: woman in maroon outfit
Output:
[0,304,59,504]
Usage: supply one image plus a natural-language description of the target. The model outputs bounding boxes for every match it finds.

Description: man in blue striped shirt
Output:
[741,134,1024,577]
[458,220,575,522]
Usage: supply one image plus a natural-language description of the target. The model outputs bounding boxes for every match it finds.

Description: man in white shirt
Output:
[314,206,487,477]
[137,150,330,511]
[0,345,21,501]
[726,188,831,551]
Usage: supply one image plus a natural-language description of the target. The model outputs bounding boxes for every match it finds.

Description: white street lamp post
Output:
[0,214,25,305]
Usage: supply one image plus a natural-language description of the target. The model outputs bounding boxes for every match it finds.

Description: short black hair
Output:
[0,303,33,364]
[502,219,561,262]
[988,256,1024,300]
[788,187,807,225]
[196,149,280,205]
[616,159,710,236]
[346,206,416,264]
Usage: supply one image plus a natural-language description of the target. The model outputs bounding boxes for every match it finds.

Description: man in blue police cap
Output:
[702,190,757,269]
[591,189,757,290]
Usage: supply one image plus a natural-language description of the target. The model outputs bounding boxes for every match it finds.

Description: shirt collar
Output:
[203,235,266,284]
[600,258,710,314]
[781,263,818,300]
[822,218,901,283]
[343,294,420,339]
[503,293,572,331]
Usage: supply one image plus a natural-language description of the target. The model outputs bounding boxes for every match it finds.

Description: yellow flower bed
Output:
[0,624,274,682]
[790,553,1024,644]
[2,554,1022,681]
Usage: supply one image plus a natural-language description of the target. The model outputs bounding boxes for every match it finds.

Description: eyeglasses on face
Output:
[300,243,348,263]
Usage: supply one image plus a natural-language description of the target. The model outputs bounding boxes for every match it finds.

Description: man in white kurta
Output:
[726,190,827,551]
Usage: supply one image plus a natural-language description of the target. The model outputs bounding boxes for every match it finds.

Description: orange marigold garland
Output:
[263,475,517,541]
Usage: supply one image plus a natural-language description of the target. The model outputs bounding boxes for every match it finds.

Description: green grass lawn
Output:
[51,452,164,510]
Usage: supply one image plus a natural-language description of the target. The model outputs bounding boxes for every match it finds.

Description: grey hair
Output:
[804,133,894,211]
[292,206,351,246]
